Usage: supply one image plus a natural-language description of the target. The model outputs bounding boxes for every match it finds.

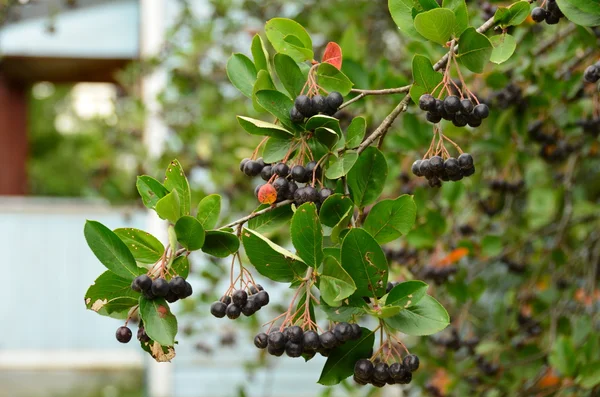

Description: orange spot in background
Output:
[538,368,561,389]
[429,369,451,395]
[438,248,469,266]
[258,184,277,204]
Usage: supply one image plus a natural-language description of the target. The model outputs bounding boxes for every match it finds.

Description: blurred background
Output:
[1,0,599,397]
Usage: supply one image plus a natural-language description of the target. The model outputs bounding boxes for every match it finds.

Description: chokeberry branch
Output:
[221,200,293,229]
[339,86,411,110]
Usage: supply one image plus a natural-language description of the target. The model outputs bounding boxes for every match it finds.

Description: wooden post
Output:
[0,73,28,195]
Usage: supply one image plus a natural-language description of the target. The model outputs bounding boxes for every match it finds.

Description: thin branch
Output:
[221,200,293,229]
[340,86,412,110]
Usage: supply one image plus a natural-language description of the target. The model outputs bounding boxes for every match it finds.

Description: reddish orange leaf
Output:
[438,247,469,266]
[538,368,561,389]
[258,184,277,205]
[322,42,343,70]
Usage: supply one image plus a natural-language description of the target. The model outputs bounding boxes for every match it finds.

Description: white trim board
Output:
[0,350,144,370]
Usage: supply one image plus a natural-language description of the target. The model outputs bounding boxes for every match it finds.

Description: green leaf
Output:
[196,194,221,230]
[263,137,294,163]
[315,127,339,149]
[347,147,388,208]
[290,202,323,267]
[114,228,165,265]
[274,53,306,99]
[139,297,178,347]
[163,160,191,217]
[171,255,190,279]
[320,298,368,322]
[320,255,357,306]
[409,54,444,105]
[248,203,294,234]
[494,1,532,27]
[490,34,517,64]
[418,0,439,9]
[85,270,139,316]
[201,231,240,258]
[442,0,469,36]
[305,115,342,136]
[255,90,296,129]
[549,336,577,377]
[226,53,257,98]
[242,228,307,282]
[252,70,276,112]
[236,116,293,139]
[251,34,269,73]
[174,216,205,251]
[265,18,313,62]
[363,195,417,244]
[155,190,181,224]
[414,8,456,45]
[318,327,375,385]
[316,63,353,96]
[576,362,600,389]
[341,228,388,298]
[84,220,140,281]
[388,0,424,40]
[457,27,493,73]
[325,151,358,180]
[481,235,503,257]
[345,117,366,148]
[136,176,169,210]
[385,295,450,336]
[319,194,354,227]
[385,280,428,308]
[556,0,600,27]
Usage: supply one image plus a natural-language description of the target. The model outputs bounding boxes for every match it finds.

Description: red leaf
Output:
[321,42,343,70]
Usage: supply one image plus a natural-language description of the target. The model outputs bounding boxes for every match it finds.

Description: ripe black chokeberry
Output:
[132,274,152,292]
[239,158,250,172]
[116,326,132,343]
[426,112,442,124]
[458,153,474,169]
[284,326,304,343]
[272,163,290,177]
[165,290,178,303]
[319,188,333,203]
[182,281,193,298]
[294,95,313,117]
[444,95,461,114]
[290,165,308,183]
[255,290,269,307]
[254,332,268,349]
[334,322,353,342]
[389,363,409,381]
[261,165,273,181]
[419,159,433,178]
[143,289,155,300]
[419,94,436,111]
[444,158,460,175]
[354,375,369,385]
[249,285,259,294]
[429,156,444,173]
[241,298,259,316]
[137,326,150,343]
[268,331,286,349]
[461,99,474,113]
[287,181,298,200]
[531,7,547,22]
[290,106,304,123]
[403,354,420,372]
[373,362,390,382]
[254,184,263,198]
[326,91,344,110]
[467,112,482,127]
[285,341,304,357]
[312,95,329,114]
[304,186,319,203]
[294,187,309,204]
[226,303,241,319]
[305,161,321,178]
[350,324,362,340]
[319,331,338,349]
[273,177,289,195]
[473,104,489,119]
[232,289,248,306]
[354,359,374,380]
[267,345,285,357]
[151,278,169,297]
[453,112,468,127]
[303,330,320,352]
[210,301,227,318]
[411,160,423,177]
[584,65,600,83]
[243,160,262,177]
[169,276,186,296]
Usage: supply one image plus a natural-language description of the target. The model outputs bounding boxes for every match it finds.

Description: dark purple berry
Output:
[373,362,390,382]
[260,165,273,181]
[254,332,268,349]
[426,112,442,124]
[312,95,329,114]
[326,92,344,110]
[305,161,321,178]
[411,160,423,177]
[444,158,461,175]
[151,278,169,297]
[285,341,304,357]
[290,165,309,182]
[461,99,474,113]
[429,156,444,173]
[169,276,186,296]
[226,303,241,319]
[319,188,334,203]
[272,163,290,177]
[334,322,353,342]
[531,7,547,22]
[350,324,362,340]
[473,104,489,119]
[294,95,313,117]
[284,326,304,343]
[403,354,420,372]
[303,330,320,352]
[319,331,338,349]
[116,326,132,343]
[290,106,304,122]
[458,153,474,169]
[210,301,227,318]
[132,274,152,292]
[268,331,287,349]
[232,289,248,306]
[239,158,250,172]
[243,160,262,177]
[419,94,436,111]
[255,290,270,307]
[354,359,374,380]
[444,95,461,114]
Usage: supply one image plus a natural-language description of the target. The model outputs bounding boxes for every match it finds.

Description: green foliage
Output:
[318,328,375,385]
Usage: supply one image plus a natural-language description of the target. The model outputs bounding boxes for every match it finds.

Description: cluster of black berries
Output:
[489,179,524,194]
[527,122,578,163]
[531,0,564,25]
[422,265,457,285]
[478,196,502,217]
[517,312,542,337]
[412,153,475,187]
[254,322,362,358]
[289,92,344,122]
[240,157,333,206]
[419,94,489,127]
[353,354,419,387]
[576,118,600,137]
[430,328,479,353]
[131,274,193,303]
[476,356,501,376]
[210,285,270,319]
[584,61,600,83]
[491,83,525,111]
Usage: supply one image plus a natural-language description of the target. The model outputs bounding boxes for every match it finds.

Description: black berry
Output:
[473,104,489,119]
[239,158,250,172]
[254,332,268,349]
[267,344,285,356]
[116,326,132,343]
[232,289,248,306]
[285,341,304,357]
[429,156,444,173]
[151,278,169,297]
[210,301,227,318]
[169,276,186,296]
[389,362,409,381]
[268,331,287,349]
[444,95,461,114]
[354,359,374,380]
[226,303,241,319]
[132,274,152,292]
[333,322,353,342]
[303,330,320,352]
[319,331,338,349]
[531,7,547,22]
[373,362,390,382]
[290,106,304,123]
[319,188,334,203]
[403,354,420,372]
[312,95,329,114]
[137,326,150,343]
[584,65,600,83]
[411,160,423,177]
[290,165,308,182]
[241,298,259,316]
[272,163,290,177]
[426,112,442,124]
[326,91,344,110]
[350,324,362,340]
[419,159,433,178]
[304,186,319,203]
[458,153,474,169]
[461,99,474,113]
[419,94,436,111]
[305,161,321,178]
[294,95,313,117]
[255,290,270,307]
[444,158,461,175]
[260,165,273,181]
[284,326,304,343]
[243,160,262,177]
